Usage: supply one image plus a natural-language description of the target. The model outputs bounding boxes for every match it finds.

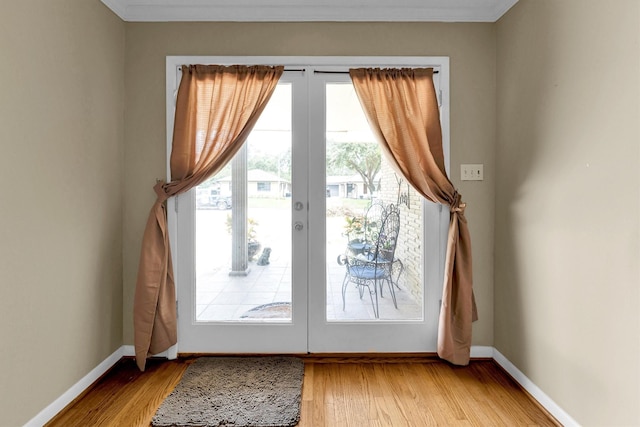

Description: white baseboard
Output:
[24,346,126,427]
[491,348,580,427]
[26,345,576,426]
[470,345,494,358]
[120,345,177,360]
[122,345,135,357]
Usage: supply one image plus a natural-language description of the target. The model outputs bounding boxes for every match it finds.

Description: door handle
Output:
[294,221,304,231]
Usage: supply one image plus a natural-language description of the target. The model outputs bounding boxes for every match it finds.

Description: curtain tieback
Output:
[154,180,170,204]
[451,191,466,215]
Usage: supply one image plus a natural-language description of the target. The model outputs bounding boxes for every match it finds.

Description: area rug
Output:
[152,357,304,427]
[240,302,292,319]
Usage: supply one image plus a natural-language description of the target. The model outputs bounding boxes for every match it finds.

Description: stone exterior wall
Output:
[378,161,423,304]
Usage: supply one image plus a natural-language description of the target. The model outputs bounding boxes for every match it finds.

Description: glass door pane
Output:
[324,83,424,322]
[195,84,293,323]
[176,72,308,354]
[308,71,437,353]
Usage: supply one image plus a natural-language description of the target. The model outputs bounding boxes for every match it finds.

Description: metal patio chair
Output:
[340,204,400,318]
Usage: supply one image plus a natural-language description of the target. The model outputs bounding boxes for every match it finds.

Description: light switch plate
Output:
[461,164,484,181]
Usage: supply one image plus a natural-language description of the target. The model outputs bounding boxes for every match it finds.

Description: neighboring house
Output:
[216,169,292,198]
[326,174,376,198]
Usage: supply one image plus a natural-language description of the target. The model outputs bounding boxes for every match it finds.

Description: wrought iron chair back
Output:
[342,199,387,258]
[341,204,400,318]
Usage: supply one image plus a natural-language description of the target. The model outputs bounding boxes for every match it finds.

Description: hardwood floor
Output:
[46,356,560,426]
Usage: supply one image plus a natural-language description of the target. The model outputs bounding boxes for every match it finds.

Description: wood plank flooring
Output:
[46,356,560,427]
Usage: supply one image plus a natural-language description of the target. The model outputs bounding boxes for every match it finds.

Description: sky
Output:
[248,82,377,156]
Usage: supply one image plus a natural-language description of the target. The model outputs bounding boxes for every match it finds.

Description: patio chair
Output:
[342,199,387,258]
[341,204,400,318]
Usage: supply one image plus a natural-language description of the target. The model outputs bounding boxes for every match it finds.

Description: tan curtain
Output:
[349,67,477,365]
[134,65,283,371]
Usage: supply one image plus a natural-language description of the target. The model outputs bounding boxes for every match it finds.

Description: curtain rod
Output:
[313,69,439,74]
[177,66,306,71]
[178,67,437,74]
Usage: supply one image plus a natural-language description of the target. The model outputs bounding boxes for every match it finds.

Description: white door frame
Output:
[166,56,450,354]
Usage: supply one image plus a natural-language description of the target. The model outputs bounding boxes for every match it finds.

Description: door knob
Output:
[294,201,304,211]
[294,221,304,231]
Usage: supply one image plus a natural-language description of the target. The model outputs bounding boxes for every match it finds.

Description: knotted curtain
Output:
[133,65,283,371]
[349,67,477,365]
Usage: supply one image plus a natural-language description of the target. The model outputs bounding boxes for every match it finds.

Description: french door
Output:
[168,57,450,354]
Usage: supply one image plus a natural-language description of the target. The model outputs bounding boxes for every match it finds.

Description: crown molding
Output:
[100,0,519,23]
[101,0,129,20]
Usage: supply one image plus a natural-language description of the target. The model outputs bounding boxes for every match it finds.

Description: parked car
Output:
[196,188,232,209]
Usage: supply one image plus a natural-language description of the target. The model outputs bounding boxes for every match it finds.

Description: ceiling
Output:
[100,0,519,22]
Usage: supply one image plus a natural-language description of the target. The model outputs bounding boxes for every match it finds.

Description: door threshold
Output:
[177,352,441,363]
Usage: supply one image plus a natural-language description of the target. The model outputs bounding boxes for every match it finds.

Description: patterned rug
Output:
[152,357,304,427]
[240,302,292,319]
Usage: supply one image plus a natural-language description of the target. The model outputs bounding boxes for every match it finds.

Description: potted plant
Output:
[226,215,261,261]
[343,215,365,242]
[247,218,261,261]
[378,235,395,261]
[343,215,366,255]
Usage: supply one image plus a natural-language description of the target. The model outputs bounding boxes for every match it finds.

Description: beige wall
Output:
[122,22,497,347]
[0,1,125,425]
[2,1,637,423]
[495,0,640,424]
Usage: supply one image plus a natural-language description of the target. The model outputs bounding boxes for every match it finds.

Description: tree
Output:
[327,142,381,194]
[248,146,291,180]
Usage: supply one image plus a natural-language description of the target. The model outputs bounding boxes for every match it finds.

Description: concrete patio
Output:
[194,208,423,322]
